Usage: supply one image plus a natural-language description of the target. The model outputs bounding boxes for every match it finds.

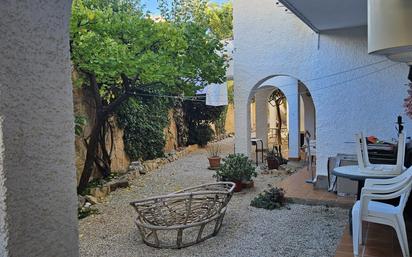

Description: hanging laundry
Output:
[204,83,228,106]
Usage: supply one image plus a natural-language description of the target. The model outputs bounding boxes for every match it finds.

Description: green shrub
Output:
[184,97,225,146]
[78,207,99,219]
[215,153,257,182]
[250,186,287,210]
[188,123,214,147]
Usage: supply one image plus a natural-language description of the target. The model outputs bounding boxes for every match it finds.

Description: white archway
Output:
[235,75,316,162]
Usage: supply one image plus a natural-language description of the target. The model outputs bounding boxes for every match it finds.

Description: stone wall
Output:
[225,103,235,134]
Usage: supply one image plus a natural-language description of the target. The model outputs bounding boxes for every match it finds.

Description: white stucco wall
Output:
[234,0,411,176]
[0,1,79,256]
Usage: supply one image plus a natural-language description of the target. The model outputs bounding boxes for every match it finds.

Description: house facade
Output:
[233,0,412,178]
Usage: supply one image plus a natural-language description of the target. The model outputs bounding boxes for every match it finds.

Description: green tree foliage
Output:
[205,2,233,40]
[158,0,233,40]
[70,0,226,192]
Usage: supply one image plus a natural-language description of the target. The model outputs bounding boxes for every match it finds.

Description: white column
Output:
[0,1,79,256]
[234,85,251,156]
[255,88,270,149]
[277,78,300,160]
[302,93,316,139]
[288,87,300,159]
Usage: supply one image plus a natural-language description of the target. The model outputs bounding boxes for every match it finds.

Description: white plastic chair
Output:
[304,131,316,183]
[355,132,406,175]
[352,166,412,257]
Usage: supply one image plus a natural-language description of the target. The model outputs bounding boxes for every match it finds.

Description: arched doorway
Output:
[236,75,316,163]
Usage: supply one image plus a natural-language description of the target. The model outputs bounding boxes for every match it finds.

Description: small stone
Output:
[84,202,92,208]
[85,195,99,205]
[78,195,86,208]
[89,186,110,199]
[107,179,129,191]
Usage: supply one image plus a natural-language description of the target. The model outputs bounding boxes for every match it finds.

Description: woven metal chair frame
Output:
[130,182,235,249]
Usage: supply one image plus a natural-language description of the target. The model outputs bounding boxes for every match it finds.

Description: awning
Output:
[278,0,367,33]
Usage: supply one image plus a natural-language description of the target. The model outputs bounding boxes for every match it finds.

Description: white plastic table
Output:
[332,165,395,200]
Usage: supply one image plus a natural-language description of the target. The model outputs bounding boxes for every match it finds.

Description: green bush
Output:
[215,153,257,182]
[78,207,99,219]
[184,97,224,146]
[250,186,287,210]
[188,123,214,147]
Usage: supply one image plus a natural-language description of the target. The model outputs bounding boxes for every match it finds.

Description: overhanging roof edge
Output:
[278,0,320,33]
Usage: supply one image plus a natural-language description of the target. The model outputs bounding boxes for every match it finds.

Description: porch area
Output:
[279,167,412,257]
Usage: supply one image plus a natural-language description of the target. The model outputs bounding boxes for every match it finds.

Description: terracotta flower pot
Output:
[208,156,221,169]
[242,180,254,189]
[233,180,243,192]
[267,158,280,170]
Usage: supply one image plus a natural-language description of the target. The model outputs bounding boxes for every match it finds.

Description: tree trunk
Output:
[276,102,282,147]
[78,113,105,193]
[77,72,133,193]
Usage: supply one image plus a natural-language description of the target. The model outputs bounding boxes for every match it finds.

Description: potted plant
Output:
[241,164,258,189]
[207,143,222,169]
[267,146,280,170]
[214,154,257,192]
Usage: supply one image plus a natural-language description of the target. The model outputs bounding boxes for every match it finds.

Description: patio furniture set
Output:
[332,130,411,257]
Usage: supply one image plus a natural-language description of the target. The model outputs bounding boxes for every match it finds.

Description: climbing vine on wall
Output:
[117,96,171,161]
[214,106,227,137]
[213,80,233,137]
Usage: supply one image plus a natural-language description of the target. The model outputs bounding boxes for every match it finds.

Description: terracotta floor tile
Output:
[336,244,354,253]
[365,238,393,248]
[363,246,393,257]
[335,222,412,257]
[280,167,356,208]
[392,247,403,257]
[335,251,356,257]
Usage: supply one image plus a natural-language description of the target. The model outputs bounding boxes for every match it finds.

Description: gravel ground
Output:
[79,138,348,257]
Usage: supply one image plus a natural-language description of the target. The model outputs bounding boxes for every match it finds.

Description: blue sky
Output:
[142,0,228,14]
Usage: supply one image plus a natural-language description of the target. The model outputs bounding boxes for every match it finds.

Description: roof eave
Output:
[278,0,321,33]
